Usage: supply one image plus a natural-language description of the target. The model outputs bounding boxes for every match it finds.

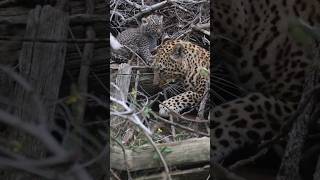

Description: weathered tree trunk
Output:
[277,61,320,180]
[314,155,320,180]
[3,5,68,179]
[111,63,133,100]
[75,0,96,125]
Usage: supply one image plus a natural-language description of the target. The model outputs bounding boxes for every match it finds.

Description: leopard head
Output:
[152,40,210,86]
[152,40,185,86]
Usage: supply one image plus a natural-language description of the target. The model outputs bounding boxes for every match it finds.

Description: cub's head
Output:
[140,14,163,38]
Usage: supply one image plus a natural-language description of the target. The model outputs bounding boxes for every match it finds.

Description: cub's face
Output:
[140,15,163,37]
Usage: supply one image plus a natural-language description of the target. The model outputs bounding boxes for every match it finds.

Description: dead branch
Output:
[75,0,96,125]
[110,137,209,171]
[124,0,143,9]
[124,1,171,23]
[151,112,209,136]
[111,95,151,135]
[191,23,210,36]
[314,155,320,180]
[0,0,56,8]
[0,14,106,25]
[0,157,56,179]
[229,148,269,171]
[0,101,93,180]
[134,165,209,180]
[213,164,247,180]
[0,36,108,43]
[0,110,65,156]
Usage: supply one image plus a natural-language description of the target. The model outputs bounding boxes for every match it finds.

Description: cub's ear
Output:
[170,43,185,61]
[159,15,163,21]
[141,17,148,24]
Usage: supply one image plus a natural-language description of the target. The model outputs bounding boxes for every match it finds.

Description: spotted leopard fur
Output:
[152,40,210,117]
[113,14,163,63]
[211,0,319,163]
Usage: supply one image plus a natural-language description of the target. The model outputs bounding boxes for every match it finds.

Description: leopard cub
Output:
[113,14,163,63]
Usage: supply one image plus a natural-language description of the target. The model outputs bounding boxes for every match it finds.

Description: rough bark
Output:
[111,63,132,100]
[314,155,320,180]
[110,137,209,171]
[75,0,96,126]
[3,5,68,179]
[0,14,106,25]
[277,61,320,180]
[134,165,210,180]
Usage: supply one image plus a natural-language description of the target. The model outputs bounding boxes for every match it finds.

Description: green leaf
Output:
[288,18,317,45]
[199,67,209,77]
[152,146,173,160]
[130,88,137,99]
[12,141,22,153]
[143,107,152,118]
[65,83,80,104]
[162,146,173,154]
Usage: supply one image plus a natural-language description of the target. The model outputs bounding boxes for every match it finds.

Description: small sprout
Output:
[143,107,152,118]
[130,88,137,99]
[162,146,173,154]
[111,104,119,111]
[66,84,80,104]
[199,67,209,77]
[152,146,173,160]
[65,95,79,104]
[287,18,320,46]
[289,23,313,45]
[157,128,163,133]
[12,141,22,153]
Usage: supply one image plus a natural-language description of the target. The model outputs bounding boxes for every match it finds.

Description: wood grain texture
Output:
[111,137,209,171]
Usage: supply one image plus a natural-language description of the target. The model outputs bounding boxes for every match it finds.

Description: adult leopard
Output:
[152,39,210,117]
[211,0,319,163]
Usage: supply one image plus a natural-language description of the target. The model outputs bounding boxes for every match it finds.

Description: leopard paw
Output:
[159,104,170,117]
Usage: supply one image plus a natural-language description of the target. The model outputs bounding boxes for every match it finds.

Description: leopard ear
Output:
[174,43,184,55]
[170,43,185,61]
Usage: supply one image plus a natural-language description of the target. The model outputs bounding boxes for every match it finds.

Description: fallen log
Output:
[110,137,209,171]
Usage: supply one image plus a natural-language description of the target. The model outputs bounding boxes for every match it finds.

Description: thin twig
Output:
[229,148,269,170]
[213,164,247,180]
[0,36,107,43]
[112,137,133,179]
[151,112,209,137]
[169,115,176,141]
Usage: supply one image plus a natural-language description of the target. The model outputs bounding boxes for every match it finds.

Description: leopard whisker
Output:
[211,90,227,104]
[212,76,248,93]
[212,72,228,77]
[163,83,184,97]
[212,84,241,99]
[212,79,240,91]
